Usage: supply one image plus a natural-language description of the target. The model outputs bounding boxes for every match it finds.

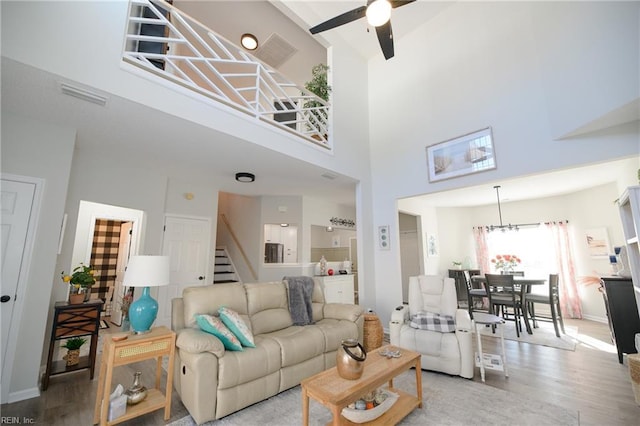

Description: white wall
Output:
[0,113,76,402]
[368,1,639,327]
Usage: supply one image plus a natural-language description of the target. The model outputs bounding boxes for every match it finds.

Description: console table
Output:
[42,300,104,390]
[601,276,640,363]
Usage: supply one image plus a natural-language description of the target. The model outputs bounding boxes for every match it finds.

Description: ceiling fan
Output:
[309,0,416,60]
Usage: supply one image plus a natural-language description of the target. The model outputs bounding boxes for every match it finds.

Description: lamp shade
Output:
[123,256,170,287]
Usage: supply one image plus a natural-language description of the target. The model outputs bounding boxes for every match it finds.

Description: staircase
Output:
[214,247,241,284]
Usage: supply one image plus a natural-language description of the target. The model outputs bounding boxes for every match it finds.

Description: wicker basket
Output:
[363,313,383,352]
[64,349,80,367]
[629,353,640,405]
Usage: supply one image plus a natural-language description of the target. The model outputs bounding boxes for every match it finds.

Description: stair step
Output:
[214,279,239,284]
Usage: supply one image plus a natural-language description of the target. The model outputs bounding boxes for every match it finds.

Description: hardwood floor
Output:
[1,318,638,425]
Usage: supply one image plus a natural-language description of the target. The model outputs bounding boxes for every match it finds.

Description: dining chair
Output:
[464,270,488,319]
[526,273,565,338]
[486,273,529,337]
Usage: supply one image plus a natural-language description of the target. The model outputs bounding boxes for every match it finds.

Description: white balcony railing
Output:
[122,0,330,148]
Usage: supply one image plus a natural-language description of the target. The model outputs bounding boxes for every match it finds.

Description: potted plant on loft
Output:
[61,337,87,367]
[303,63,331,142]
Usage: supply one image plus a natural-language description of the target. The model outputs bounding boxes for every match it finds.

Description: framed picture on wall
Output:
[585,227,611,258]
[426,127,496,182]
[427,234,439,257]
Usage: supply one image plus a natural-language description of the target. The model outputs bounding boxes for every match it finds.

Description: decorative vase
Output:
[82,287,92,302]
[319,255,327,276]
[69,286,84,304]
[336,338,367,380]
[125,371,148,405]
[64,349,80,366]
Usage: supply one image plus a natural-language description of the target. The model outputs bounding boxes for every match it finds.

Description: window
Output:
[486,225,554,295]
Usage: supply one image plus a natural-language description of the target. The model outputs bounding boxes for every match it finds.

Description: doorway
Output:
[1,174,43,404]
[70,201,143,329]
[399,212,423,303]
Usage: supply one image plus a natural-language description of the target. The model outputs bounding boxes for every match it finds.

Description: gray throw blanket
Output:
[284,276,315,326]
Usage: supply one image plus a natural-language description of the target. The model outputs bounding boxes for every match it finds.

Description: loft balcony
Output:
[122,0,331,149]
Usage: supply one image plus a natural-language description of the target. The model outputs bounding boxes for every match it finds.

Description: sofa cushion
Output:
[410,311,456,332]
[219,306,255,348]
[246,282,293,335]
[196,314,243,351]
[217,336,282,389]
[313,319,359,352]
[183,283,249,329]
[260,326,325,367]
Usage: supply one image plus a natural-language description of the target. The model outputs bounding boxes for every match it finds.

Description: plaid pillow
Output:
[410,311,456,333]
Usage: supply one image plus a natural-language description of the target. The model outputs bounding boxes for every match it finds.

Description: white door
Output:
[1,179,36,386]
[157,215,210,328]
[111,221,133,326]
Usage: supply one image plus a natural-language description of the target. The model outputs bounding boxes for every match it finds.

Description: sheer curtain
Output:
[473,227,491,273]
[545,221,582,319]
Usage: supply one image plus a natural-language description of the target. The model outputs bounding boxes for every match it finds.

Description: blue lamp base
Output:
[128,286,158,334]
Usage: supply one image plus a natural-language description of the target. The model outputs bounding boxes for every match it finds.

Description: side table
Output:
[42,300,104,390]
[93,326,176,426]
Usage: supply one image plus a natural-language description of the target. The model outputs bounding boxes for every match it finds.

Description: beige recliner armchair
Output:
[389,275,474,379]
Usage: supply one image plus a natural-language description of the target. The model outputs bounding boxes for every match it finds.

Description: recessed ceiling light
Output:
[241,33,258,50]
[235,172,255,183]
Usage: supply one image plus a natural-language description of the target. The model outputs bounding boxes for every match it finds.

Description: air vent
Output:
[253,33,297,68]
[321,172,338,180]
[60,82,108,106]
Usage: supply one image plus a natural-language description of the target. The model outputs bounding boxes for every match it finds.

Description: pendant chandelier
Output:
[485,186,538,232]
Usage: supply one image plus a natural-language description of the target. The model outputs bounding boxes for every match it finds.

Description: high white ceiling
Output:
[2,1,636,212]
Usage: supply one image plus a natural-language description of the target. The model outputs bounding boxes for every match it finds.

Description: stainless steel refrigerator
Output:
[264,243,284,263]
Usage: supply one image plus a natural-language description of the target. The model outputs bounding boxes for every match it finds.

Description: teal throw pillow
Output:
[195,314,243,351]
[219,306,256,348]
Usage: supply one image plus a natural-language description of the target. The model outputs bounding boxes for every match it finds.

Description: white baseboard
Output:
[582,314,607,324]
[7,387,40,404]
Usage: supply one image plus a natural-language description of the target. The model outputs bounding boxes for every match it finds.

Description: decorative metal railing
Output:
[122,0,330,148]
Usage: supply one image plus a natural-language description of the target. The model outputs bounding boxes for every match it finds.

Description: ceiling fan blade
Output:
[390,0,417,9]
[310,6,367,34]
[375,21,394,60]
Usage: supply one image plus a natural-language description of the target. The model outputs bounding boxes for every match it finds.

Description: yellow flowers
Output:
[62,275,71,282]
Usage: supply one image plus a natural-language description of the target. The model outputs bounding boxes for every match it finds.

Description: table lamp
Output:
[123,255,170,334]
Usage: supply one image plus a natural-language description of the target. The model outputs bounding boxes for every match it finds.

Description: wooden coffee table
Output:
[301,345,422,425]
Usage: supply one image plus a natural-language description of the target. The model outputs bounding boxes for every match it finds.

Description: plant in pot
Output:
[303,63,331,141]
[61,263,97,304]
[62,337,87,367]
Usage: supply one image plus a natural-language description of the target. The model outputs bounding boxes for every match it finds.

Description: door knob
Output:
[1,295,10,303]
[198,276,205,280]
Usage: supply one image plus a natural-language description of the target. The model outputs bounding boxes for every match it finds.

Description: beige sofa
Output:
[171,279,364,424]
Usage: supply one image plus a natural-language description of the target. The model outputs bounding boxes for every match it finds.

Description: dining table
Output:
[470,275,547,335]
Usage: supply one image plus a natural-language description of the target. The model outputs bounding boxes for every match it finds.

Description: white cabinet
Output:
[617,185,640,313]
[318,275,355,304]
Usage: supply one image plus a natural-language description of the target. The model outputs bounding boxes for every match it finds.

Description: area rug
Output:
[167,369,579,426]
[477,320,578,351]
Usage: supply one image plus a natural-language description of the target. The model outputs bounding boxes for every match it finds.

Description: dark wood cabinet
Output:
[448,269,481,305]
[42,300,103,390]
[601,277,640,363]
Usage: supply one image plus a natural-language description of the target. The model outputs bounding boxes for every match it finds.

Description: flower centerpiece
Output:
[61,263,96,303]
[491,254,521,274]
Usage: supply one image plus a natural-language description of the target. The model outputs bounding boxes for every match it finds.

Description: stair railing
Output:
[219,214,257,281]
[123,0,331,148]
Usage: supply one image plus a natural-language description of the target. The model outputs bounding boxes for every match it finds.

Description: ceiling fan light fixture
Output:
[241,33,258,50]
[366,0,392,27]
